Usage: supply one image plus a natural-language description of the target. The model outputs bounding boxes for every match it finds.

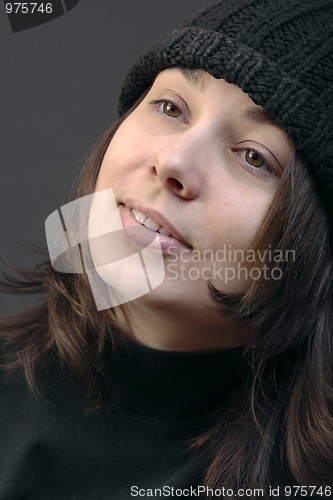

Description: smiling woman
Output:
[0,0,333,499]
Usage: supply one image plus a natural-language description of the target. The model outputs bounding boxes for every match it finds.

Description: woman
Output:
[1,0,332,498]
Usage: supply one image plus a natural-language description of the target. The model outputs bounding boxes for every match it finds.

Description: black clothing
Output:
[0,338,244,499]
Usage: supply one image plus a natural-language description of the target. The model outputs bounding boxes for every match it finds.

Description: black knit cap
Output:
[118,0,333,216]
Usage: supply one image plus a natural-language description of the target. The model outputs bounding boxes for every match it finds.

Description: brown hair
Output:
[1,105,332,495]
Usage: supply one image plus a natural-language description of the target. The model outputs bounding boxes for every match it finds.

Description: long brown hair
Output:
[1,103,332,495]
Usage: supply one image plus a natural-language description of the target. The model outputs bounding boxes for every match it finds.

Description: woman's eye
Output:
[148,99,184,120]
[161,101,182,118]
[245,149,265,168]
[233,146,280,179]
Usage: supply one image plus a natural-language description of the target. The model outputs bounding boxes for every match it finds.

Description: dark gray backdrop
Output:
[0,0,211,312]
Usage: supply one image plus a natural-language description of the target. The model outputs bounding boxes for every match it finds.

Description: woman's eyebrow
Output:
[241,106,283,130]
[179,68,207,91]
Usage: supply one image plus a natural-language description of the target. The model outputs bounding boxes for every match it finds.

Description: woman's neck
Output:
[114,300,250,352]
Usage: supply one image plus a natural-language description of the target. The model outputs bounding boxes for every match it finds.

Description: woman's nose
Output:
[150,131,206,200]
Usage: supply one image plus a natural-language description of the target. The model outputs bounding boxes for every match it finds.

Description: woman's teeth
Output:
[131,209,172,237]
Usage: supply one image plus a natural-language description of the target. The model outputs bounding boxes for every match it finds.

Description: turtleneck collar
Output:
[105,336,246,423]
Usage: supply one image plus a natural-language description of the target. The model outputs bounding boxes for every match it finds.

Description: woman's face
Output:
[94,68,292,343]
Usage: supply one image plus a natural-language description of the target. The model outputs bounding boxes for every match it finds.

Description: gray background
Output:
[0,0,211,312]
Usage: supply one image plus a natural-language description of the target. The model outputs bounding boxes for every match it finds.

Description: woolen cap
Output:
[118,0,333,216]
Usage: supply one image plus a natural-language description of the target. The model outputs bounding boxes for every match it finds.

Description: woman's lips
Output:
[118,204,192,254]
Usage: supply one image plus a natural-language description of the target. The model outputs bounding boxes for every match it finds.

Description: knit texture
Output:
[118,0,333,216]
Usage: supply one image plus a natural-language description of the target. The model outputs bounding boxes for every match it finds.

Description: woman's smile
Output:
[118,202,193,254]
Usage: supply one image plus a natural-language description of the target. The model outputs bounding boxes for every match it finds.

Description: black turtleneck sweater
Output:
[0,338,245,499]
